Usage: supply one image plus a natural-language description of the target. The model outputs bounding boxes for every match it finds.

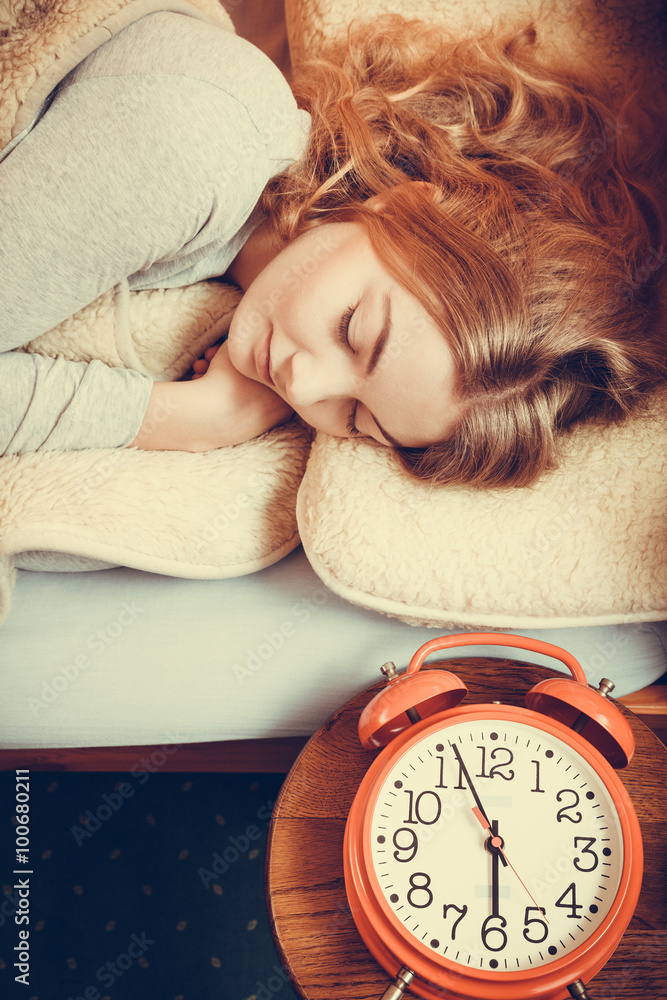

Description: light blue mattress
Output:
[1,547,665,749]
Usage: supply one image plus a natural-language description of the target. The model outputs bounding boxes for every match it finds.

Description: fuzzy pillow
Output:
[297,392,667,628]
[289,0,667,628]
[0,278,312,626]
[284,0,666,94]
[0,0,311,627]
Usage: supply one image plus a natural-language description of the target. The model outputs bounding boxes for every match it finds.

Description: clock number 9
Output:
[392,827,418,863]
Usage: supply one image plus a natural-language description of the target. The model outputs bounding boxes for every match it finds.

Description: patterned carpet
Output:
[0,772,300,1000]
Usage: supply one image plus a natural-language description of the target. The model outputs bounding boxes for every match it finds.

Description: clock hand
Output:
[451,745,508,867]
[490,819,500,918]
[471,806,503,849]
[470,807,502,915]
[472,807,548,921]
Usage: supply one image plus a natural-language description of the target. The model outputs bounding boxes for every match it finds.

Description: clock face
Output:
[367,716,625,974]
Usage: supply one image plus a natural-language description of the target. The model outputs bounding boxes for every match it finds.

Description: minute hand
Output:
[451,744,508,867]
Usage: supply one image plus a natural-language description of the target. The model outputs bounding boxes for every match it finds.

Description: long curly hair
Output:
[260,15,667,487]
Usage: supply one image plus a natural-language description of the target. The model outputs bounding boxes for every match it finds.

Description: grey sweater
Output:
[0,11,309,454]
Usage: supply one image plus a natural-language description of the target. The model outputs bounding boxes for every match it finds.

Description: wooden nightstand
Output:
[267,657,667,999]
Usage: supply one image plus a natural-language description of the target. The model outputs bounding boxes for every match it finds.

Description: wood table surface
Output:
[266,657,667,1000]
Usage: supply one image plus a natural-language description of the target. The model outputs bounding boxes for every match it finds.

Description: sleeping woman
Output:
[1,9,665,487]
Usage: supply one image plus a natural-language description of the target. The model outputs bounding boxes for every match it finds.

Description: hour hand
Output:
[472,806,502,849]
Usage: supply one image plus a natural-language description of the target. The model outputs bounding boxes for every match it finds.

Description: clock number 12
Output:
[435,746,515,789]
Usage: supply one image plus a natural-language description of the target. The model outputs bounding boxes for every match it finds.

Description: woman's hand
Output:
[189,342,222,379]
[131,340,294,452]
[195,339,294,444]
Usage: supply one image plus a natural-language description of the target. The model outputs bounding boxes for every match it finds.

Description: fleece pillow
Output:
[297,392,667,629]
[0,0,311,627]
[0,277,312,626]
[284,0,666,95]
[289,0,667,629]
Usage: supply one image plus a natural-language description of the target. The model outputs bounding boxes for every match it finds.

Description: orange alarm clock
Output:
[343,633,643,1000]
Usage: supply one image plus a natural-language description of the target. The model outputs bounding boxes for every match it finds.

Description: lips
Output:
[256,328,274,386]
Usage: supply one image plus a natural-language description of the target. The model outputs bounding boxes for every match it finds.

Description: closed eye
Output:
[346,400,361,437]
[337,305,361,435]
[337,305,355,350]
[336,305,367,437]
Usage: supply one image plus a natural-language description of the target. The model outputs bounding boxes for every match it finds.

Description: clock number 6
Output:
[481,913,508,952]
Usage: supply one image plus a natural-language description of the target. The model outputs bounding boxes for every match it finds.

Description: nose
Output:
[284,349,358,408]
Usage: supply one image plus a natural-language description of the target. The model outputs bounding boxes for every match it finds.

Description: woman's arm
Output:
[0,352,153,455]
[130,342,294,451]
[0,342,293,456]
[0,14,303,455]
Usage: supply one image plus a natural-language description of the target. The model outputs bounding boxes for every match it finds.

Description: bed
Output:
[1,0,665,770]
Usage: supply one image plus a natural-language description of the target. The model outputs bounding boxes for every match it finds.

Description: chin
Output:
[228,301,268,377]
[226,321,251,377]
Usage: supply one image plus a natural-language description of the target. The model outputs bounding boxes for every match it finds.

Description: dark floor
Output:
[0,772,300,1000]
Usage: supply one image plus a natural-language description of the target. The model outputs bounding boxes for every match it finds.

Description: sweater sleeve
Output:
[0,354,153,454]
[0,39,299,453]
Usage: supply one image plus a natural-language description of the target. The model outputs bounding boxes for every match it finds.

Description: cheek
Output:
[228,293,268,355]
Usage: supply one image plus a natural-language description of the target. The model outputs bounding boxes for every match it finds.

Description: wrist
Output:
[130,379,223,452]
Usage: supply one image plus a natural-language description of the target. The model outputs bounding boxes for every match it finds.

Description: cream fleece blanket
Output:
[0,0,311,626]
[288,0,667,629]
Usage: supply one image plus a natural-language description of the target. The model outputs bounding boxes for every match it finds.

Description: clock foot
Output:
[380,965,415,1000]
[567,981,594,999]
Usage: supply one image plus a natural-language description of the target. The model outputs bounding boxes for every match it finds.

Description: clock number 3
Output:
[573,836,599,872]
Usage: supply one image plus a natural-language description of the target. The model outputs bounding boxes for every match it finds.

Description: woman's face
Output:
[226,221,459,448]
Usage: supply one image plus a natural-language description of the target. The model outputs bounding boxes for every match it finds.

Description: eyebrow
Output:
[365,293,392,377]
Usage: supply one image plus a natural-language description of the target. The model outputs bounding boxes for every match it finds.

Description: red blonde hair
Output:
[261,15,667,487]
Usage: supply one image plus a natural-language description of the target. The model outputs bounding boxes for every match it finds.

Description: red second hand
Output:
[472,807,548,921]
